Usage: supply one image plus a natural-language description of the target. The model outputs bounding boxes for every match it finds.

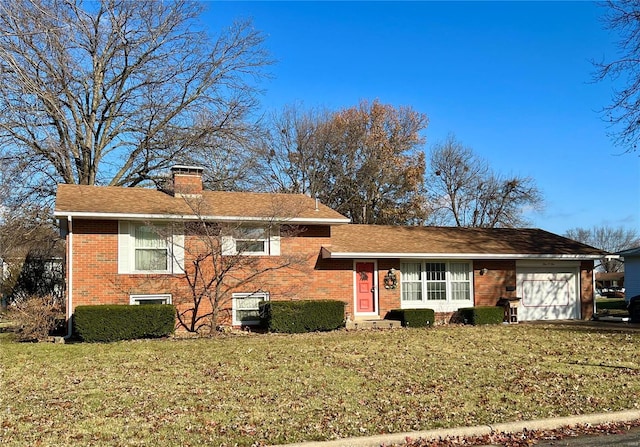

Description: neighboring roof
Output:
[322,224,607,260]
[595,272,624,281]
[54,184,350,224]
[618,246,640,257]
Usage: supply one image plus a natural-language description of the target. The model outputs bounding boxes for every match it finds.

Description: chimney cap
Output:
[171,165,204,174]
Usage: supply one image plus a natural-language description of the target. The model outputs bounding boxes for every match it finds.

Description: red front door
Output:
[356,262,375,313]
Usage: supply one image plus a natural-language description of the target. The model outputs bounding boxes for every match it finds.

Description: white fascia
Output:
[323,251,603,261]
[53,211,351,225]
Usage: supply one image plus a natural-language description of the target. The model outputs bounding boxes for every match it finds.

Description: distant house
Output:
[54,166,606,334]
[595,271,625,297]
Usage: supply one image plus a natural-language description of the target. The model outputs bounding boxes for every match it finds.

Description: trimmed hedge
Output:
[73,304,175,342]
[595,299,627,310]
[459,306,505,325]
[385,309,435,328]
[260,300,345,333]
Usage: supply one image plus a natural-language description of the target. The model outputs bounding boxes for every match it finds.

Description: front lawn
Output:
[1,324,639,446]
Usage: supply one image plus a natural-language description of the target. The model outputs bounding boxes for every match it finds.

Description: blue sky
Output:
[204,1,639,235]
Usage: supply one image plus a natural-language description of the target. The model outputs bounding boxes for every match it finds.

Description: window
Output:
[401,261,472,311]
[232,292,269,326]
[130,294,172,305]
[222,226,280,256]
[401,262,422,302]
[118,221,184,275]
[235,227,268,254]
[134,224,168,271]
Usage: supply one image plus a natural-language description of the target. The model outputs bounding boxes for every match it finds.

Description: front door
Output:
[355,261,375,313]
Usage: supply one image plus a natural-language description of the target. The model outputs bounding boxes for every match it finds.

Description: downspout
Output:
[592,263,597,317]
[65,215,73,339]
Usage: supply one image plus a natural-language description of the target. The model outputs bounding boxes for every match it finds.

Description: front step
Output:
[345,319,402,330]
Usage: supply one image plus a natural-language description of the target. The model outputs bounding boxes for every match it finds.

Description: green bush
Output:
[595,299,627,310]
[260,300,345,333]
[385,309,435,328]
[459,306,505,325]
[74,304,175,342]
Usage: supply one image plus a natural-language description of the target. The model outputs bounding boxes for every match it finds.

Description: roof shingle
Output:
[54,184,350,223]
[322,224,606,258]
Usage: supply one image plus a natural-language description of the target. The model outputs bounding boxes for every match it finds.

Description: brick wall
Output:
[580,260,595,320]
[67,220,363,327]
[473,260,517,307]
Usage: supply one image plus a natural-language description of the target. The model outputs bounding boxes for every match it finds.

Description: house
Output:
[54,166,606,335]
[618,247,640,301]
[595,271,625,297]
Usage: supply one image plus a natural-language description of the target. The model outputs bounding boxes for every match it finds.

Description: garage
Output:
[516,262,580,321]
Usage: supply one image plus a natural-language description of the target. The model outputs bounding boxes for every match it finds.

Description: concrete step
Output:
[345,319,402,330]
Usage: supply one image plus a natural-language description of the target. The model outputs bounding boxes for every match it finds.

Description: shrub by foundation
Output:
[74,304,175,342]
[9,295,63,342]
[459,306,505,325]
[260,300,345,333]
[385,309,435,328]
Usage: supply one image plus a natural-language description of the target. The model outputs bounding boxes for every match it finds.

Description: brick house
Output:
[54,166,606,334]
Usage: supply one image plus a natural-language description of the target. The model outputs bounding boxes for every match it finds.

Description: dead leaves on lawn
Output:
[1,325,639,446]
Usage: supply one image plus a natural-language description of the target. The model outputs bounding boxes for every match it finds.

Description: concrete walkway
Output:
[269,409,640,447]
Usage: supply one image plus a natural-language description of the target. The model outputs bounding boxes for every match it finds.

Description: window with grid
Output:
[425,262,446,300]
[400,261,472,308]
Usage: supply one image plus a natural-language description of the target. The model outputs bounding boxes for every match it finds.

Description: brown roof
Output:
[595,272,624,281]
[322,224,606,259]
[54,184,349,224]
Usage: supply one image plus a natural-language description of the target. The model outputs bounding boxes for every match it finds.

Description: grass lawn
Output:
[1,324,639,446]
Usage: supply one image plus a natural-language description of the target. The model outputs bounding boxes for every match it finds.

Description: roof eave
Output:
[53,211,350,225]
[321,250,604,260]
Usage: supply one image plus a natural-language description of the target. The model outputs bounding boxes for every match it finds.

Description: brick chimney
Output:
[171,165,204,196]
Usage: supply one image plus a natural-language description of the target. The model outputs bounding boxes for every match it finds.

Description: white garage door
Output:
[516,265,580,321]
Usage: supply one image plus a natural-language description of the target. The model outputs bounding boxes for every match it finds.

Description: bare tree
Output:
[565,225,640,272]
[593,0,640,153]
[0,205,64,304]
[256,100,430,225]
[0,0,270,202]
[428,135,543,228]
[139,197,309,335]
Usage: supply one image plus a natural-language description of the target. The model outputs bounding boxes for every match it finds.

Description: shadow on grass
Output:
[522,320,640,335]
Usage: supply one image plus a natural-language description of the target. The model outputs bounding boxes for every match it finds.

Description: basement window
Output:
[130,294,172,305]
[232,292,269,326]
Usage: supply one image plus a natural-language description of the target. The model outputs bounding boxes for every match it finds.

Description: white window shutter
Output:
[270,234,281,256]
[221,236,236,255]
[118,221,131,274]
[171,233,185,274]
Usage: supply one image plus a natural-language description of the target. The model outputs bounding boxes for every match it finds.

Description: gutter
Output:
[321,248,605,261]
[53,211,351,226]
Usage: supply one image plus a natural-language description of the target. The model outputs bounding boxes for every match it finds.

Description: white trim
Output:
[323,250,602,261]
[232,292,269,326]
[353,259,378,317]
[515,260,581,268]
[129,294,172,305]
[53,211,350,225]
